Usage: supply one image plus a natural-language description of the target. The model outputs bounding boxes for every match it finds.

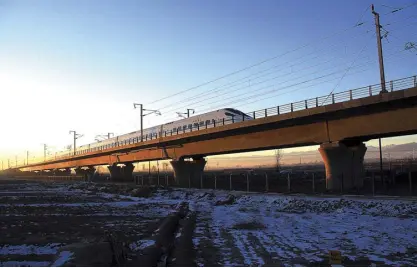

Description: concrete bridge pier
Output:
[319,141,367,191]
[122,163,134,181]
[107,163,134,181]
[54,168,71,176]
[75,166,96,181]
[170,158,207,187]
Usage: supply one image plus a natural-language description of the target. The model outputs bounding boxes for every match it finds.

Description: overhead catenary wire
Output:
[146,15,371,107]
[151,9,417,114]
[320,35,374,106]
[156,22,417,121]
[155,28,374,114]
[156,46,407,124]
[382,2,417,15]
[148,8,417,119]
[160,52,369,116]
[193,49,409,115]
[234,51,410,111]
[152,37,366,112]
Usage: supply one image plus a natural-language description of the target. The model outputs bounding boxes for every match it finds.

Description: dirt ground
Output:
[0,178,175,266]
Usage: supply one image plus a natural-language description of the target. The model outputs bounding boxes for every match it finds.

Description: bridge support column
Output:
[107,164,122,181]
[107,163,134,181]
[319,142,367,191]
[54,168,71,176]
[170,158,206,187]
[121,163,134,182]
[75,167,96,181]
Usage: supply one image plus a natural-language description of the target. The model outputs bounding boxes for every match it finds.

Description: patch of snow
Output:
[51,251,73,267]
[0,261,50,267]
[129,239,156,251]
[0,244,61,255]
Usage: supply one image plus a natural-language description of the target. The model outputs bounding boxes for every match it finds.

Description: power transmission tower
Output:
[371,4,388,93]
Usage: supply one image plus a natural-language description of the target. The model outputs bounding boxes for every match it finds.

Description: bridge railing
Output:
[26,75,417,166]
[249,75,416,120]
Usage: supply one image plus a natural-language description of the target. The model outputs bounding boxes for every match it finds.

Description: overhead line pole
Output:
[134,103,144,142]
[372,4,388,189]
[177,108,195,118]
[133,103,161,142]
[42,144,48,162]
[186,109,195,118]
[95,132,114,141]
[371,4,388,94]
[69,131,83,156]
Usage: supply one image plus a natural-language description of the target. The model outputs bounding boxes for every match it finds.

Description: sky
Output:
[0,0,416,167]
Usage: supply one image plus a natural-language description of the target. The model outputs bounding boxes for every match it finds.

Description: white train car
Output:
[71,108,251,155]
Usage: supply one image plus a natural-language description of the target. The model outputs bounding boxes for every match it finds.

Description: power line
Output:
[239,51,408,110]
[146,17,369,106]
[151,8,412,114]
[382,2,417,15]
[320,35,374,106]
[157,46,406,123]
[190,56,373,112]
[200,48,405,113]
[208,50,408,113]
[155,29,373,114]
[160,53,363,116]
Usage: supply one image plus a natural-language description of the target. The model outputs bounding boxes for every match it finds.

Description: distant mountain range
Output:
[282,142,416,164]
[206,142,417,168]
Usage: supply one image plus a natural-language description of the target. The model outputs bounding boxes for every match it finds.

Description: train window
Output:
[182,125,187,130]
[199,121,204,126]
[194,123,199,128]
[205,120,210,125]
[188,124,192,129]
[172,127,176,132]
[212,119,215,124]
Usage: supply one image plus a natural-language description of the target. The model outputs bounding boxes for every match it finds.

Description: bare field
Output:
[1,178,417,266]
[0,179,173,266]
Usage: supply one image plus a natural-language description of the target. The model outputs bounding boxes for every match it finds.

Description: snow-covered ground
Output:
[152,189,417,266]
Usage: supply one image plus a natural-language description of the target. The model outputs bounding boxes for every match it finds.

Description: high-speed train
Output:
[67,108,252,156]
